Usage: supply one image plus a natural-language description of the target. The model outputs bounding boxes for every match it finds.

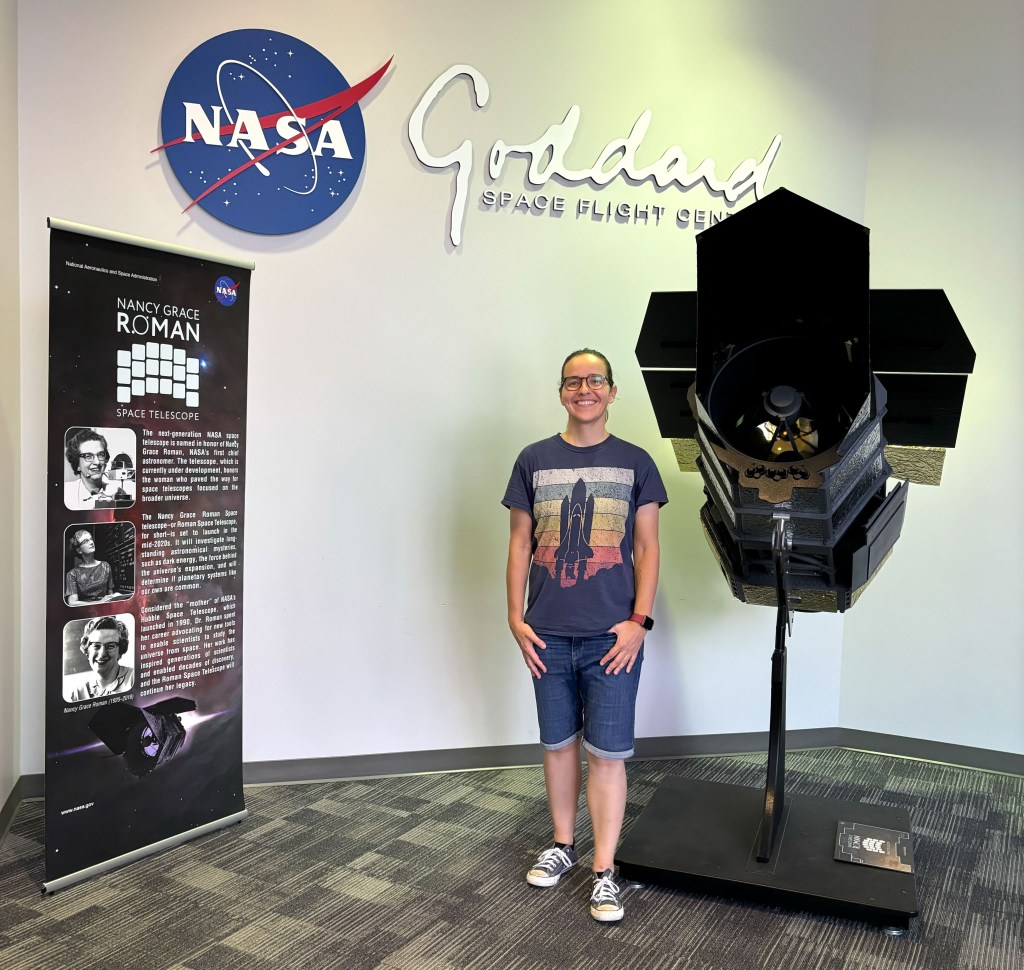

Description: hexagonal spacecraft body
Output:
[637,189,973,612]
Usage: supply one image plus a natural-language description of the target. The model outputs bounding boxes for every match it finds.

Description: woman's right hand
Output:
[509,620,547,679]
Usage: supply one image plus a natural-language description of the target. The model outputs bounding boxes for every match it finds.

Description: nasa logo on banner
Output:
[215,276,239,307]
[157,29,391,235]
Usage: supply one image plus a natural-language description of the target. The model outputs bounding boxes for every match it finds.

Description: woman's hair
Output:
[68,529,93,558]
[561,348,614,385]
[65,428,109,473]
[80,616,130,658]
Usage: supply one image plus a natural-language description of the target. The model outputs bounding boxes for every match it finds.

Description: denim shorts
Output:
[531,633,643,760]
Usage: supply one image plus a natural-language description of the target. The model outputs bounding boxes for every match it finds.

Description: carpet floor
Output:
[0,748,1021,969]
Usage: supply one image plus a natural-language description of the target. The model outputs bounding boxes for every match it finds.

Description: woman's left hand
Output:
[600,620,646,675]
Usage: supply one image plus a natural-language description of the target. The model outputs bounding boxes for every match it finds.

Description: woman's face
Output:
[76,532,95,555]
[76,440,108,484]
[84,629,121,679]
[560,353,616,426]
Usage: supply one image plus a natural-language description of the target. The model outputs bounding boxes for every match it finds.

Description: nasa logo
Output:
[215,276,239,307]
[157,30,391,235]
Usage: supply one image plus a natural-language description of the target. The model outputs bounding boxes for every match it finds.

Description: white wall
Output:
[0,0,18,808]
[13,0,1015,777]
[842,0,1024,753]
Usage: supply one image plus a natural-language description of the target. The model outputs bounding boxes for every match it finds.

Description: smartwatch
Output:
[629,613,654,631]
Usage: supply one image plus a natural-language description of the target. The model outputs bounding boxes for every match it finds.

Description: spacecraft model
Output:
[617,188,975,929]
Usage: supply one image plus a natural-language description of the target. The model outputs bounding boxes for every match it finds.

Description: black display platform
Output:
[616,776,918,929]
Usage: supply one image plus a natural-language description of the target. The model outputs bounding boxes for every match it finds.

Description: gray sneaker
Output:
[526,844,578,887]
[590,868,624,921]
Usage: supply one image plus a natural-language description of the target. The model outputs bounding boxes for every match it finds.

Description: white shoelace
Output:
[591,871,621,906]
[534,847,573,872]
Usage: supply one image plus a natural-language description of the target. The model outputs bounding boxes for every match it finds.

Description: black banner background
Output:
[45,226,250,887]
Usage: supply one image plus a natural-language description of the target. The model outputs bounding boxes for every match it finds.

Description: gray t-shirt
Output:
[502,434,668,637]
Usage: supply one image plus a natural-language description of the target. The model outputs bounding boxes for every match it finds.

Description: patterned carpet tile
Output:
[0,749,1022,969]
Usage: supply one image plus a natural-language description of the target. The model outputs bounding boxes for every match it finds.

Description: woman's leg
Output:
[577,633,642,871]
[584,750,627,871]
[544,740,582,843]
[531,635,582,844]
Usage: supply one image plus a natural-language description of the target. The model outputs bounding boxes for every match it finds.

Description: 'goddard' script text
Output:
[409,65,782,247]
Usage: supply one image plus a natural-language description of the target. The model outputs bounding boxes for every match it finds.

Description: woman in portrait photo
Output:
[67,616,135,702]
[65,529,117,605]
[63,427,135,510]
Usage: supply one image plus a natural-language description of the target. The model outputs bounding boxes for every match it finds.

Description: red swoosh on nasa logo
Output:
[153,57,392,213]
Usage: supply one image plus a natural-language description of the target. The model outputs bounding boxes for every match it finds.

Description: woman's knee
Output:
[585,750,625,777]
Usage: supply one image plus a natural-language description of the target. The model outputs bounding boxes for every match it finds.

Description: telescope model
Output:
[617,189,975,929]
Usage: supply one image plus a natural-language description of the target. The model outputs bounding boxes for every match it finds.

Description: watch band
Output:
[629,613,654,631]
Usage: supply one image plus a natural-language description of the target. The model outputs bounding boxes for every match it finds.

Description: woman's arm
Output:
[65,570,81,606]
[507,508,547,678]
[601,501,661,675]
[631,501,661,619]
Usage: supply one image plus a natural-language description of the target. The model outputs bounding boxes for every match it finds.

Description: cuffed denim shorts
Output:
[532,633,643,760]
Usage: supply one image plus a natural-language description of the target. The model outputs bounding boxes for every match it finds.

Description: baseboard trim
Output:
[240,732,810,785]
[4,730,1021,847]
[831,729,1024,776]
[242,744,544,785]
[243,728,1024,785]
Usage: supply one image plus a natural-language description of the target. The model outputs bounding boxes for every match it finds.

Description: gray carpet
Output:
[0,748,1021,969]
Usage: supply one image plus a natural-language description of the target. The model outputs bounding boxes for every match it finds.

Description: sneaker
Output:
[590,868,624,922]
[526,844,578,887]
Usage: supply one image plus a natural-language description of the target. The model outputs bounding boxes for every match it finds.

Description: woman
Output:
[65,529,116,605]
[63,428,133,509]
[68,616,135,701]
[502,348,667,923]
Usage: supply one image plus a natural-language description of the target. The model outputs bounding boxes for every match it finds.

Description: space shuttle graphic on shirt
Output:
[532,467,633,588]
[555,478,595,583]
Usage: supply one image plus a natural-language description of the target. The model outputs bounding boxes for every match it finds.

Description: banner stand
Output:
[44,219,253,891]
[47,218,257,270]
[42,809,249,894]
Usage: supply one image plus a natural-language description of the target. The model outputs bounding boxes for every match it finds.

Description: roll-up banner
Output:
[44,220,254,892]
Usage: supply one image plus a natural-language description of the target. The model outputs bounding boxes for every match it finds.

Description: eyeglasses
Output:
[560,374,611,392]
[86,640,117,653]
[79,452,109,464]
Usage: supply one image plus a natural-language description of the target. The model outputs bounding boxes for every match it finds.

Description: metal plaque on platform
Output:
[835,821,914,873]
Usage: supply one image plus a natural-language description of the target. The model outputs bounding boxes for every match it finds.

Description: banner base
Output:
[42,809,248,894]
